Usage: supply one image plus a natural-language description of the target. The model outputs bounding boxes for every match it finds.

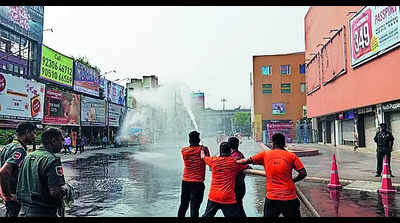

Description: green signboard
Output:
[40,45,74,87]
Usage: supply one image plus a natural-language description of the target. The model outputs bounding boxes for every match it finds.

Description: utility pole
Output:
[221,98,227,135]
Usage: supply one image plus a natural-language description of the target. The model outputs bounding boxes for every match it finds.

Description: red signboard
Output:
[351,8,373,60]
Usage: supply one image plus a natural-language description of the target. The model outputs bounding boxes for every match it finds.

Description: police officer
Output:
[374,123,395,177]
[17,127,72,217]
[0,121,37,217]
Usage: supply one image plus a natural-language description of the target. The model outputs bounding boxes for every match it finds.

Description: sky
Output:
[43,6,309,110]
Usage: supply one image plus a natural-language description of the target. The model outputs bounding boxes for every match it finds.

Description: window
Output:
[7,64,13,72]
[300,83,306,93]
[281,83,291,93]
[299,64,306,74]
[261,65,272,75]
[280,65,291,75]
[262,83,272,94]
[13,64,19,73]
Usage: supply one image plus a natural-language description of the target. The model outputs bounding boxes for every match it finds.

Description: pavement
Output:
[259,142,400,190]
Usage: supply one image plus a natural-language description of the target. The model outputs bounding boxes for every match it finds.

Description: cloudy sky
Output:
[43,6,309,110]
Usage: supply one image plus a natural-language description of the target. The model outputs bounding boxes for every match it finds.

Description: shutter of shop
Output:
[342,119,354,142]
[390,112,400,152]
[364,114,377,149]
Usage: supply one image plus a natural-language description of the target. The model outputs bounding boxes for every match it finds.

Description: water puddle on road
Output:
[297,181,400,217]
[62,146,184,217]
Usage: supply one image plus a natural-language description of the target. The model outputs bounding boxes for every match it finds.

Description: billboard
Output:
[73,61,100,97]
[108,82,125,106]
[81,96,106,126]
[99,77,108,98]
[0,72,45,121]
[272,103,286,115]
[266,120,294,143]
[191,92,205,109]
[0,6,44,43]
[43,89,80,125]
[350,6,400,67]
[40,45,74,88]
[108,102,126,127]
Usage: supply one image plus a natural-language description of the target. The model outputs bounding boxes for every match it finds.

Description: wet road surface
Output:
[62,138,314,217]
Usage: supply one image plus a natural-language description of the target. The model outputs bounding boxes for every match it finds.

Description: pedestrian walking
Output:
[63,134,72,155]
[177,131,210,217]
[236,133,307,217]
[74,134,83,154]
[374,123,395,177]
[102,135,108,149]
[228,136,250,217]
[201,142,248,217]
[17,127,74,217]
[0,122,37,217]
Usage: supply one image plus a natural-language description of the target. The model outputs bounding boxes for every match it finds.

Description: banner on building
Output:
[191,92,205,110]
[272,103,286,115]
[266,120,294,143]
[81,95,106,126]
[73,61,100,97]
[43,89,80,125]
[350,6,400,67]
[0,72,45,121]
[382,100,400,112]
[40,45,74,87]
[108,82,125,106]
[0,6,44,43]
[108,102,126,127]
[100,77,109,98]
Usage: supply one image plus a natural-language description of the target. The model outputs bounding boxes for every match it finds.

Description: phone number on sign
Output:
[42,56,73,76]
[41,66,72,85]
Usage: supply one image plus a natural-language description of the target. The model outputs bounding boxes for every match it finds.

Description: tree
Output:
[72,55,101,74]
[232,112,251,135]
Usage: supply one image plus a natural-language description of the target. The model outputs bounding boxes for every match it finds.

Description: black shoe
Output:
[375,174,381,177]
[390,174,395,178]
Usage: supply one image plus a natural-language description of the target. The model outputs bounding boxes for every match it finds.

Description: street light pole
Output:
[221,98,227,135]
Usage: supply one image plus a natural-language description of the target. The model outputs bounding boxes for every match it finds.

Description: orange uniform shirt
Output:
[181,146,210,182]
[251,149,305,201]
[204,156,247,204]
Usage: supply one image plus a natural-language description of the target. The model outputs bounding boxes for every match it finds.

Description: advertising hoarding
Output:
[40,45,74,87]
[108,102,126,127]
[0,6,44,43]
[191,92,205,109]
[43,89,80,125]
[0,72,45,121]
[350,6,400,67]
[272,103,286,115]
[73,61,100,97]
[81,95,106,126]
[266,120,294,143]
[99,77,108,98]
[108,82,125,106]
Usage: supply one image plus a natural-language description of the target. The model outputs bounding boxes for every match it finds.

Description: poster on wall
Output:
[350,6,400,67]
[108,82,125,106]
[266,120,294,143]
[81,95,106,126]
[191,92,205,109]
[40,45,74,87]
[0,72,45,121]
[272,103,286,115]
[99,77,109,98]
[0,6,44,43]
[108,102,126,127]
[73,61,100,97]
[43,89,80,125]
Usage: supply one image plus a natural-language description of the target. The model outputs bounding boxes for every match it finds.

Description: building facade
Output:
[252,52,306,142]
[305,6,400,150]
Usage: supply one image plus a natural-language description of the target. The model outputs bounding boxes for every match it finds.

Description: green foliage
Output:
[233,112,251,126]
[0,129,15,145]
[72,55,101,74]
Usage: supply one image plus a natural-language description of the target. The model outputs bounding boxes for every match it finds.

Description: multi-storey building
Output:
[252,52,306,142]
[305,6,400,150]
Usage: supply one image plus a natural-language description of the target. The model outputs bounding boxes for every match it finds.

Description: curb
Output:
[256,142,320,157]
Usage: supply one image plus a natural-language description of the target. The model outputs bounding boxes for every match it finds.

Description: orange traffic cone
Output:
[378,155,396,193]
[380,193,393,217]
[327,153,342,189]
[328,188,340,217]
